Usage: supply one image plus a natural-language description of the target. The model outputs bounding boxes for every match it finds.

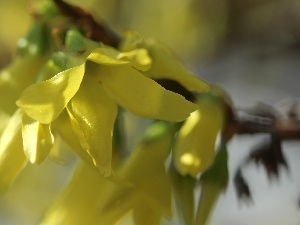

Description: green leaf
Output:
[16,63,86,124]
[22,112,54,164]
[195,144,229,225]
[18,21,52,56]
[65,30,101,58]
[170,165,196,225]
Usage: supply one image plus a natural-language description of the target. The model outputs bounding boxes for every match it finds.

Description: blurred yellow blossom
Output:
[173,89,225,177]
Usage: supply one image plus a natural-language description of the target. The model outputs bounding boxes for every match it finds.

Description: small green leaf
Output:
[195,144,229,225]
[65,30,101,58]
[170,165,196,225]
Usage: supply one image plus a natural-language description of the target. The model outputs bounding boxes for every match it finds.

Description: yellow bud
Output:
[173,94,224,177]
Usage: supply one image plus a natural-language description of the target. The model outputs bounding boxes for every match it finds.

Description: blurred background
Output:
[1,0,300,224]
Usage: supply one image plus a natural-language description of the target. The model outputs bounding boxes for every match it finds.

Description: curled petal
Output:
[0,110,28,194]
[16,64,85,124]
[69,76,118,176]
[87,47,128,65]
[52,110,95,167]
[117,48,152,71]
[145,40,210,93]
[88,46,151,71]
[97,65,198,122]
[22,112,54,164]
[120,30,210,93]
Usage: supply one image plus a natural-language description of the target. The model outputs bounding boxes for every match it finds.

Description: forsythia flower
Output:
[100,121,174,225]
[39,162,116,225]
[173,89,225,177]
[0,110,27,194]
[15,30,200,177]
[120,30,210,93]
[39,121,174,225]
[0,21,52,193]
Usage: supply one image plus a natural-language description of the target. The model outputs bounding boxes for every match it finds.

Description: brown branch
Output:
[53,0,122,48]
[236,106,300,140]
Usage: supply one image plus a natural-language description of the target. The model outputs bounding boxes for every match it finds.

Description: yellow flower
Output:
[0,110,27,194]
[0,21,53,193]
[0,21,51,133]
[16,30,198,176]
[120,30,210,93]
[39,162,117,225]
[173,90,225,177]
[100,121,174,224]
[40,122,174,225]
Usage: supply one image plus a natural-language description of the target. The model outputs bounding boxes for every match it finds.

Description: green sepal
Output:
[169,164,196,225]
[195,144,229,225]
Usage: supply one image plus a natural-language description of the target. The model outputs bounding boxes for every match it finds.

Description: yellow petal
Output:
[0,110,28,194]
[16,63,86,124]
[145,39,210,93]
[105,122,174,219]
[0,55,45,116]
[22,112,54,164]
[40,163,117,225]
[69,75,118,176]
[87,47,128,65]
[96,64,198,122]
[52,110,95,167]
[121,30,210,93]
[173,96,224,177]
[134,202,161,225]
[117,48,152,71]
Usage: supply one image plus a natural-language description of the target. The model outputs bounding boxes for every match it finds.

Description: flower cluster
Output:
[0,1,230,225]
